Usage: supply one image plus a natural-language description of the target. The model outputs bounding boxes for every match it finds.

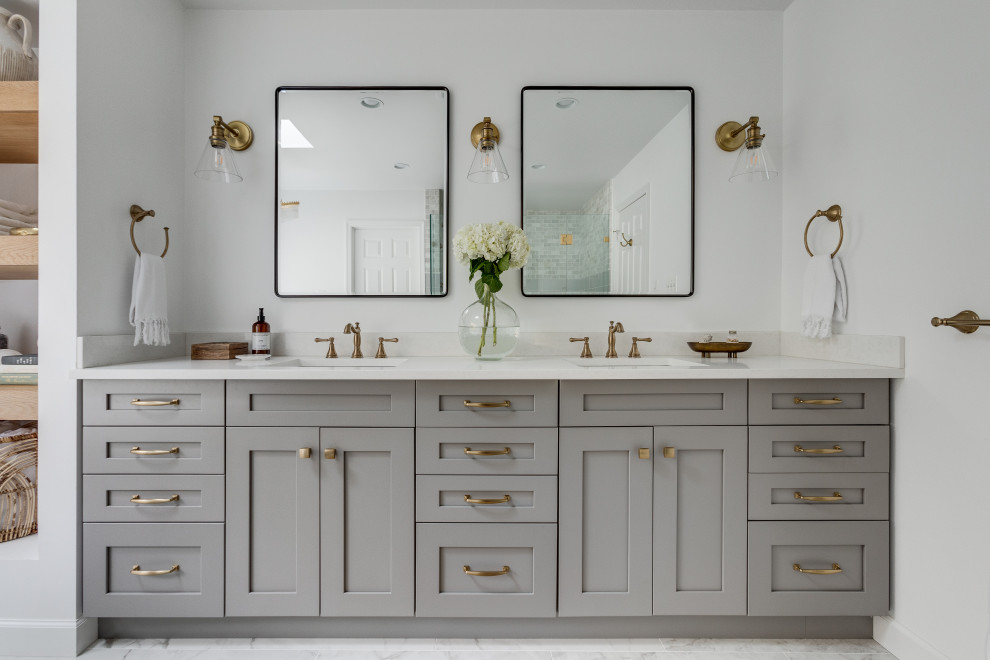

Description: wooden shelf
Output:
[0,234,37,279]
[0,385,37,419]
[0,81,38,164]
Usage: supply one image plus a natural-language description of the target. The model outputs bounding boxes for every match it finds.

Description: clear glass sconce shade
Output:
[729,144,778,183]
[194,140,243,183]
[467,139,509,184]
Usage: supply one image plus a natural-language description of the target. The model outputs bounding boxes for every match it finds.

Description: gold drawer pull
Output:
[131,564,179,576]
[662,446,676,459]
[793,396,842,405]
[325,448,337,460]
[794,491,843,502]
[130,493,180,504]
[464,447,511,456]
[130,446,179,456]
[793,444,844,454]
[463,565,510,577]
[464,494,511,504]
[793,562,842,575]
[298,448,311,459]
[130,398,181,407]
[638,448,651,460]
[463,400,511,408]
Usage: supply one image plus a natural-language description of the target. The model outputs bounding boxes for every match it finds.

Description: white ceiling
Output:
[182,0,793,11]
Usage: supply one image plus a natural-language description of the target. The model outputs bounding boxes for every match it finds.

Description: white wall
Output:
[172,9,782,335]
[783,2,990,658]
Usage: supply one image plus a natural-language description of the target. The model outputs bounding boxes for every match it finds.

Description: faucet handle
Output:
[569,337,593,358]
[628,337,652,358]
[376,337,398,359]
[314,337,337,358]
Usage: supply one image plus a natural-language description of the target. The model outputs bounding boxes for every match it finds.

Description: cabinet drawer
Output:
[416,428,557,475]
[748,521,889,616]
[83,523,224,617]
[559,380,747,426]
[416,523,556,617]
[82,427,225,474]
[83,380,225,426]
[749,426,889,473]
[83,475,225,523]
[226,380,414,427]
[416,475,557,523]
[749,379,889,425]
[416,381,557,428]
[748,473,889,521]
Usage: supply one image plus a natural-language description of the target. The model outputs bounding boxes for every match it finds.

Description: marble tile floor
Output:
[2,638,897,660]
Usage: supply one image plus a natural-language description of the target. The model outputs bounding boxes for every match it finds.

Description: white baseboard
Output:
[874,615,952,660]
[0,617,97,657]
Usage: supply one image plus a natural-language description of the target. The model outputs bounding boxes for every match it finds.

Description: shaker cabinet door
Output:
[652,426,748,615]
[558,427,653,617]
[225,427,320,616]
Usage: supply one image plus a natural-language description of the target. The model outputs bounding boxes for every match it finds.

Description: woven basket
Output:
[0,428,37,543]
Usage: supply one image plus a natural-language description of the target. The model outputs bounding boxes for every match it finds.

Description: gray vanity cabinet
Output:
[558,426,654,616]
[652,426,748,615]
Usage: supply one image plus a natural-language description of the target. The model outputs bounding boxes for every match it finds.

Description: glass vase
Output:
[457,284,520,360]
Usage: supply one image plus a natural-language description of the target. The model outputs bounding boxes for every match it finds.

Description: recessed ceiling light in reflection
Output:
[394,163,410,169]
[530,163,547,170]
[555,98,578,109]
[360,97,384,109]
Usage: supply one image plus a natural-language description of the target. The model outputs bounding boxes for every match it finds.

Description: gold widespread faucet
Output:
[314,336,337,358]
[569,337,593,358]
[605,321,625,358]
[376,337,398,358]
[343,322,362,358]
[628,337,652,358]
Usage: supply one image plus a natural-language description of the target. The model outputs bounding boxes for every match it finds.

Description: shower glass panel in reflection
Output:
[521,213,610,294]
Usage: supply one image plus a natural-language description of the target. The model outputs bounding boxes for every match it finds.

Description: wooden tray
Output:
[191,342,248,360]
[686,341,752,358]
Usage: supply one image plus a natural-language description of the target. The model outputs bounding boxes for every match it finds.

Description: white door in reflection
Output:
[612,190,650,294]
[347,220,425,294]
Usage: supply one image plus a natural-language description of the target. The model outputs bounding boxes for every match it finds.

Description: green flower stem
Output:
[477,283,500,356]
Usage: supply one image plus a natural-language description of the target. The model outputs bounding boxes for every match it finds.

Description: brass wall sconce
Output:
[467,117,508,183]
[194,115,254,183]
[715,115,779,183]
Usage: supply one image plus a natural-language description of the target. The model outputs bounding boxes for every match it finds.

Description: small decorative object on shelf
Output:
[0,326,6,349]
[454,222,530,360]
[687,339,753,359]
[727,330,739,343]
[0,8,37,81]
[0,421,38,543]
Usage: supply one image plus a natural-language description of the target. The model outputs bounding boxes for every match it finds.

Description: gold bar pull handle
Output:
[130,494,180,504]
[298,448,311,459]
[464,494,511,504]
[464,447,511,456]
[131,564,179,576]
[662,446,676,459]
[794,396,842,405]
[324,448,336,460]
[638,448,651,460]
[463,565,510,577]
[463,400,511,408]
[794,444,843,454]
[793,562,842,575]
[130,446,179,456]
[130,399,180,407]
[794,491,843,502]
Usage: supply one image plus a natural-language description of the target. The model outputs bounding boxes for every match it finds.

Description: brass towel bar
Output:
[803,204,843,258]
[130,204,169,258]
[931,310,990,334]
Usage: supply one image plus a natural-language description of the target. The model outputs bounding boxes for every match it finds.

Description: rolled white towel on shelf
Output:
[0,214,38,229]
[801,254,848,338]
[0,198,36,217]
[129,253,170,347]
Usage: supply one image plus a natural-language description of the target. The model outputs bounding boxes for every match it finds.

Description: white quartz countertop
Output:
[71,355,904,380]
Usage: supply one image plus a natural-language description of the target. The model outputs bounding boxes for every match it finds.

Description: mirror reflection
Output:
[276,87,448,297]
[521,87,693,296]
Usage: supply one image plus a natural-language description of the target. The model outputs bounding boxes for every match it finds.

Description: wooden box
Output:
[190,342,248,360]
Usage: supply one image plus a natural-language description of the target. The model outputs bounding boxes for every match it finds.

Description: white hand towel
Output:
[129,253,170,346]
[801,254,846,338]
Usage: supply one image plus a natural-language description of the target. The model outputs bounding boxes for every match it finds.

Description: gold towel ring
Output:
[130,204,169,258]
[803,204,843,257]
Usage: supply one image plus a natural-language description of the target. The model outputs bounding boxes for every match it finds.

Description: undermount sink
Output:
[565,357,706,368]
[281,357,407,368]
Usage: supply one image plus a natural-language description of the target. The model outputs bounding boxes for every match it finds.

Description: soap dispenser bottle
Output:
[251,308,271,354]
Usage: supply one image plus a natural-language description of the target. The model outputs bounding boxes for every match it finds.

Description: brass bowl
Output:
[686,341,752,358]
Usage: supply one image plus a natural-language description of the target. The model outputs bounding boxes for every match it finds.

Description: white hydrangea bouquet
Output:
[453,222,530,358]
